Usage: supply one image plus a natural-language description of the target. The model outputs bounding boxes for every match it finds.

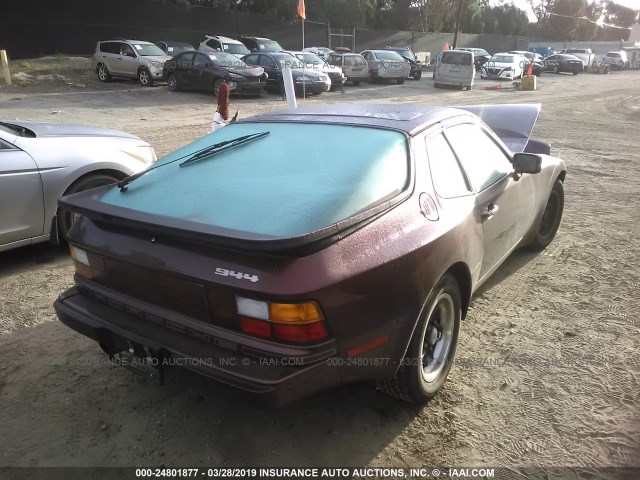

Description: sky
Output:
[495,0,640,23]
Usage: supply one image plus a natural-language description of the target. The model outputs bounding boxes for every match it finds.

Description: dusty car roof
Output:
[240,104,471,136]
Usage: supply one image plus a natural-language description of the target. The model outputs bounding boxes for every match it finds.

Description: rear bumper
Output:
[54,287,344,405]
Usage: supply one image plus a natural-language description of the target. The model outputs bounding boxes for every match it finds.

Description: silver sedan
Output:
[0,120,156,252]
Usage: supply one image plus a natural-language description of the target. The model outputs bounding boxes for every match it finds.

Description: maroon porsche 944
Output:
[54,104,566,405]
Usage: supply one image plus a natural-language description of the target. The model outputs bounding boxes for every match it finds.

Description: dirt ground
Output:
[0,66,639,476]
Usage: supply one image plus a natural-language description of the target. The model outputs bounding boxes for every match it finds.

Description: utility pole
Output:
[452,0,464,49]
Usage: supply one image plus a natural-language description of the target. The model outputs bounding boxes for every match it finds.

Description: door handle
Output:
[481,203,499,220]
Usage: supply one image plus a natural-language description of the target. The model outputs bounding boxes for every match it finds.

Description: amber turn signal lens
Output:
[269,302,324,325]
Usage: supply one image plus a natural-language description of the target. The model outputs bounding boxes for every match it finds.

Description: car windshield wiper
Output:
[179,131,269,167]
[117,131,269,192]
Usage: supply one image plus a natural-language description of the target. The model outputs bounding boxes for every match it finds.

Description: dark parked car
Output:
[457,47,492,71]
[383,46,423,79]
[543,54,584,75]
[54,104,566,405]
[163,51,266,96]
[155,41,194,56]
[242,52,330,95]
[238,36,283,53]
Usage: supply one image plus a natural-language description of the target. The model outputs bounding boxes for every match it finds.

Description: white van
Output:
[433,50,475,90]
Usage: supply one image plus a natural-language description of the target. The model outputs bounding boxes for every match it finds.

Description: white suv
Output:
[198,35,251,59]
[602,51,628,70]
[93,39,172,86]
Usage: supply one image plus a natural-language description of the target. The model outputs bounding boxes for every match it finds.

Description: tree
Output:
[308,0,378,29]
[602,0,639,40]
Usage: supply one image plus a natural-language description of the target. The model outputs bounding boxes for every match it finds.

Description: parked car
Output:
[238,36,283,53]
[508,51,543,76]
[558,48,593,68]
[155,41,194,56]
[333,47,352,53]
[361,50,411,84]
[0,120,155,252]
[543,54,584,75]
[93,39,172,86]
[164,51,266,96]
[434,50,475,89]
[54,103,565,405]
[602,51,628,70]
[198,35,250,59]
[302,47,334,59]
[383,46,423,80]
[284,51,346,90]
[481,53,525,80]
[456,47,491,71]
[242,52,330,95]
[325,52,369,85]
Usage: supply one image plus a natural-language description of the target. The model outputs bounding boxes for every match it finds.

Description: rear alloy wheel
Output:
[138,67,154,86]
[97,64,112,82]
[378,273,461,404]
[553,65,560,74]
[396,77,405,84]
[57,174,120,240]
[167,73,179,92]
[527,179,564,251]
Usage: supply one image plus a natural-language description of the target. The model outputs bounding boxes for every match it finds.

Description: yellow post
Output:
[521,75,536,91]
[0,50,11,85]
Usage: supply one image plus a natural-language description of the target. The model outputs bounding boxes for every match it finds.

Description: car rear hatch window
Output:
[97,122,409,241]
[441,51,472,65]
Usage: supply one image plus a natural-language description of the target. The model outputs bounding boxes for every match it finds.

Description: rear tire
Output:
[553,65,560,74]
[57,174,120,240]
[413,71,422,80]
[378,273,461,404]
[527,179,564,251]
[97,63,112,82]
[352,80,361,86]
[396,77,405,84]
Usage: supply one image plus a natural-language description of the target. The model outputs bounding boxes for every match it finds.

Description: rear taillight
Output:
[70,244,102,279]
[236,297,329,344]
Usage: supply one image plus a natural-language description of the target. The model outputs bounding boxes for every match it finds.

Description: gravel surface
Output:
[0,70,639,474]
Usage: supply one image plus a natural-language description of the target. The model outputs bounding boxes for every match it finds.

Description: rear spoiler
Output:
[453,104,551,155]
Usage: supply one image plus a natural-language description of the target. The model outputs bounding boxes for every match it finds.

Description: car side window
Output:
[445,123,512,192]
[194,53,210,68]
[259,56,277,68]
[121,44,136,57]
[206,39,221,50]
[426,133,471,198]
[243,54,258,65]
[326,55,340,66]
[179,52,194,68]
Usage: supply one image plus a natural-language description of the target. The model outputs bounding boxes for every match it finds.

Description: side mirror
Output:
[513,153,542,174]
